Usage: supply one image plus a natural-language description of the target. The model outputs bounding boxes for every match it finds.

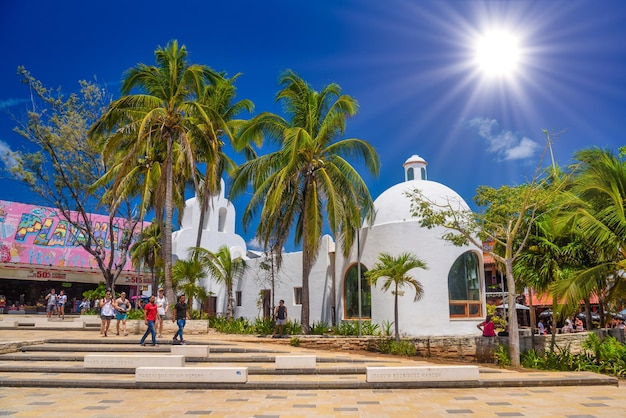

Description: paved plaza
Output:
[0,326,624,417]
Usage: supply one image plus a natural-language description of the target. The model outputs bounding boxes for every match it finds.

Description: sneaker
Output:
[180,340,186,345]
[140,343,145,346]
[152,344,159,347]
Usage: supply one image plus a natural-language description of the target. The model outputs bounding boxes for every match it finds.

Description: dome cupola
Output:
[403,154,427,181]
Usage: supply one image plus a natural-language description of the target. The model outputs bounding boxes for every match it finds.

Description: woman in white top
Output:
[99,291,116,337]
[155,288,168,338]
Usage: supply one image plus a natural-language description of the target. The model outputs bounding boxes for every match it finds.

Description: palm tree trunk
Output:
[195,183,210,249]
[163,132,175,318]
[301,247,311,334]
[394,283,400,343]
[227,286,234,319]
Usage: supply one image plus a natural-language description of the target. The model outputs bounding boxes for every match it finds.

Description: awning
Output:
[496,303,530,310]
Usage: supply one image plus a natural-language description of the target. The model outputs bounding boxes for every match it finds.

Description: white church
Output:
[172,154,485,337]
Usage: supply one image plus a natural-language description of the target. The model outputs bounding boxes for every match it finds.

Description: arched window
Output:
[344,263,371,319]
[448,251,482,318]
[420,167,427,180]
[407,167,415,181]
[218,207,228,232]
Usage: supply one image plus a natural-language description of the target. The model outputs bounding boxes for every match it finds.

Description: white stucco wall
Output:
[232,235,335,325]
[336,222,483,337]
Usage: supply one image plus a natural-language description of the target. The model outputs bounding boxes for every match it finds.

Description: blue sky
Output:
[1,0,626,251]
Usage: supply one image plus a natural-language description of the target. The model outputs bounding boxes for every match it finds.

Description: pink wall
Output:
[0,200,144,271]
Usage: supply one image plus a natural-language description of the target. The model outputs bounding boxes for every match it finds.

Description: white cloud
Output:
[0,139,20,170]
[0,98,29,110]
[468,117,540,161]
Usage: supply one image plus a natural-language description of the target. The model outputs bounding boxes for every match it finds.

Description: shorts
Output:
[46,304,56,313]
[116,312,127,321]
[275,318,287,325]
[101,315,115,320]
[159,314,166,320]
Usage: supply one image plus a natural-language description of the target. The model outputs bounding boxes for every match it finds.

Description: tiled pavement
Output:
[2,385,626,417]
[0,328,625,417]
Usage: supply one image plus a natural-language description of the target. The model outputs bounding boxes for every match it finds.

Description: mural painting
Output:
[0,200,142,271]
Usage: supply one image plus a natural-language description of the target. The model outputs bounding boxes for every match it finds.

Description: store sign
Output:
[122,276,152,285]
[27,270,66,280]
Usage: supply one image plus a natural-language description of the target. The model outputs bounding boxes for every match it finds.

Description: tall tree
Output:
[90,40,221,311]
[552,148,626,324]
[230,70,380,332]
[407,178,562,367]
[9,68,140,292]
[195,245,247,319]
[365,252,427,342]
[193,74,256,249]
[130,220,163,293]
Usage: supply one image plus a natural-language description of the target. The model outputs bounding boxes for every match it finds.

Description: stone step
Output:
[0,369,617,390]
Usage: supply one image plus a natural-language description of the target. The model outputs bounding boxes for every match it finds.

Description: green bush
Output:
[520,334,626,377]
[376,337,416,356]
[283,319,302,335]
[332,321,359,336]
[290,337,300,347]
[127,309,144,320]
[209,316,255,334]
[494,343,510,367]
[311,321,329,335]
[254,317,275,335]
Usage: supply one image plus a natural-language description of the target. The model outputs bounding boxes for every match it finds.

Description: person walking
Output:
[139,295,158,347]
[57,290,67,320]
[155,288,168,338]
[99,291,116,337]
[172,294,190,344]
[114,291,131,336]
[477,315,496,337]
[45,289,57,319]
[272,300,288,338]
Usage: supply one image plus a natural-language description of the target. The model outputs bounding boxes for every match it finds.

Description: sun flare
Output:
[475,31,520,77]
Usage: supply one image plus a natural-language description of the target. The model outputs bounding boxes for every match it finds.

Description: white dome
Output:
[371,179,470,226]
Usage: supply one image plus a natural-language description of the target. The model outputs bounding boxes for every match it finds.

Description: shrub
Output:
[494,343,510,367]
[376,337,416,356]
[290,337,300,347]
[127,309,144,320]
[254,317,275,335]
[520,334,626,377]
[283,319,302,335]
[311,321,329,335]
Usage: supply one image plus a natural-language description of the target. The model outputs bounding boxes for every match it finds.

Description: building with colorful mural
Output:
[0,200,150,311]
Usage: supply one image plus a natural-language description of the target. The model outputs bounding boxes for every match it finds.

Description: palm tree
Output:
[130,221,163,294]
[193,73,256,249]
[230,70,380,332]
[552,148,626,326]
[365,252,427,342]
[90,40,222,310]
[172,257,208,317]
[195,245,247,319]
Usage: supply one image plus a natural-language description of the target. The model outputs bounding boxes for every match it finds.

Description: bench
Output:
[366,365,479,383]
[171,345,210,357]
[275,355,316,369]
[84,354,185,369]
[135,366,248,383]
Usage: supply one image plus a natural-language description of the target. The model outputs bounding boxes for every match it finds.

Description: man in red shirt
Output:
[139,295,158,346]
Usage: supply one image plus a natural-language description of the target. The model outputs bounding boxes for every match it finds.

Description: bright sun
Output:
[475,31,520,77]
